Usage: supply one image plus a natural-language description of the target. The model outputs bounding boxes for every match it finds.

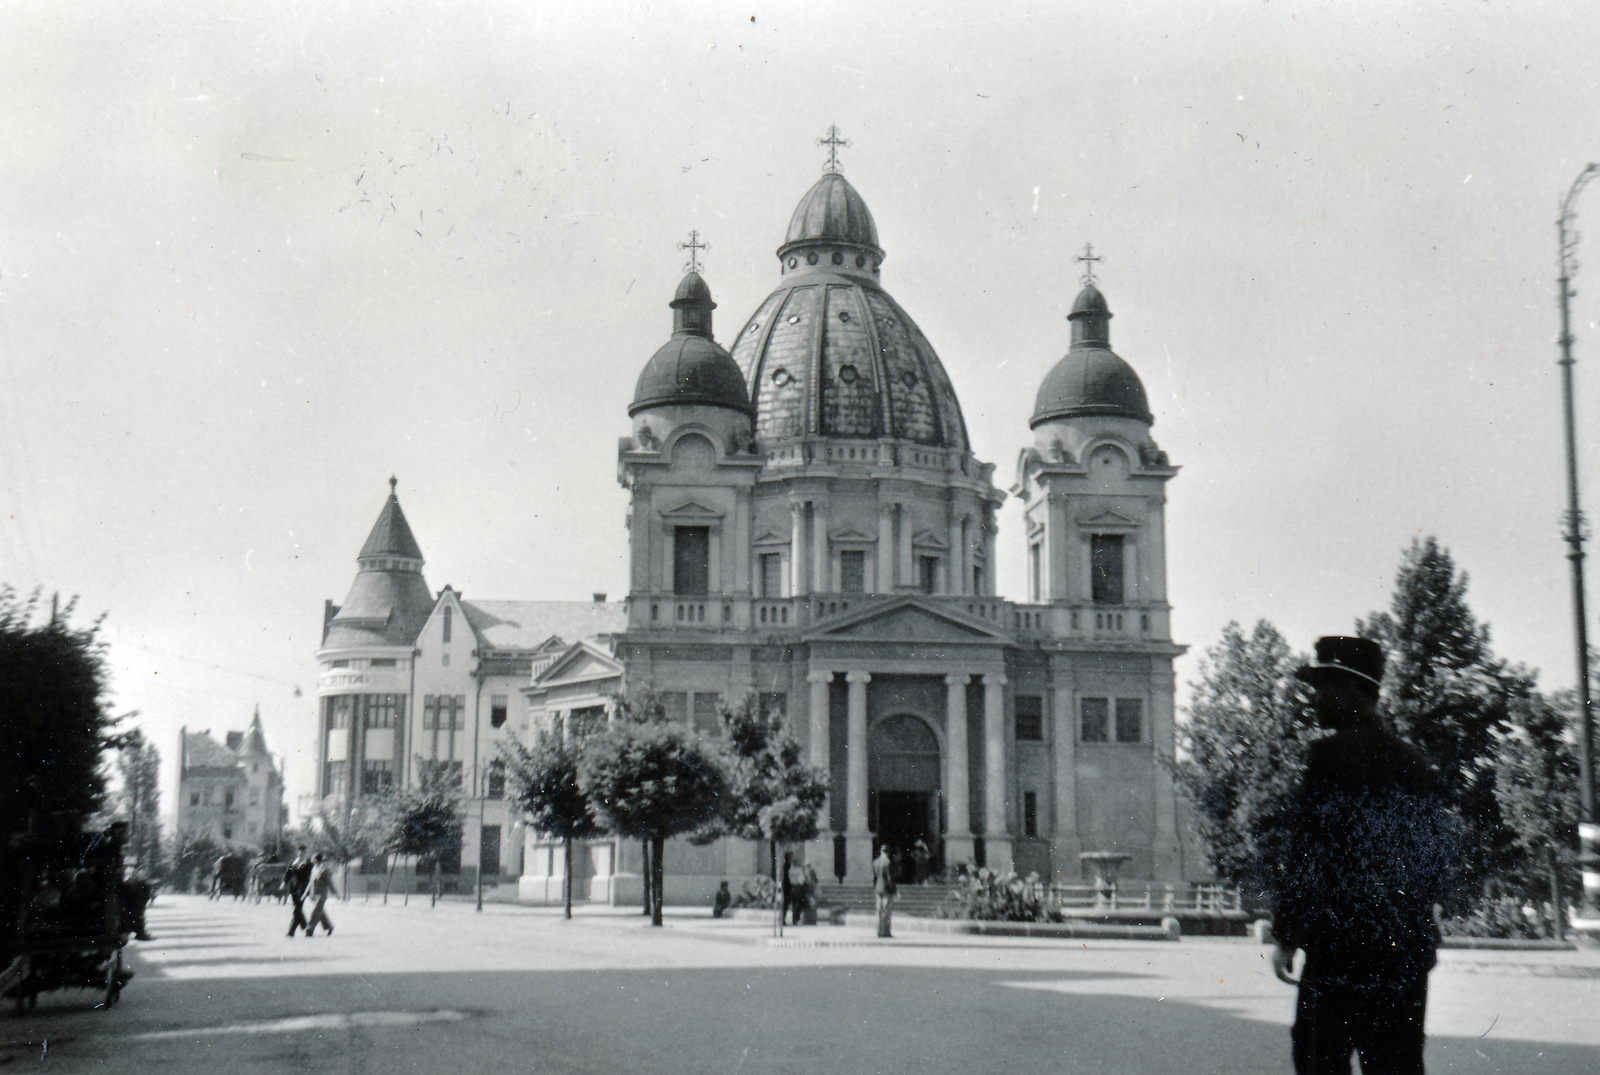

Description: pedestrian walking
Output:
[872,844,896,938]
[284,845,313,937]
[305,854,337,937]
[787,857,808,925]
[1267,636,1462,1075]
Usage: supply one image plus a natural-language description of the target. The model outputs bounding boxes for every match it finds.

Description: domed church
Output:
[607,148,1188,897]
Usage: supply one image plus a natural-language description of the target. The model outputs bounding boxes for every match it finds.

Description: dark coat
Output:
[284,859,314,899]
[872,852,896,897]
[1269,720,1461,981]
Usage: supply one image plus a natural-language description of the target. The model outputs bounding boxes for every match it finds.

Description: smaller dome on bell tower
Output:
[1031,282,1153,428]
[629,270,752,418]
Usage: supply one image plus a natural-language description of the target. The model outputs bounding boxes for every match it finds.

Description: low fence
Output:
[1041,882,1245,917]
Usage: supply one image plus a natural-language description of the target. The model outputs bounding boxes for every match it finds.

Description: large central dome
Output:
[729,172,969,452]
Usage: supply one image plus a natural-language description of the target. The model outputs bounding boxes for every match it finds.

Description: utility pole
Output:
[1557,163,1600,922]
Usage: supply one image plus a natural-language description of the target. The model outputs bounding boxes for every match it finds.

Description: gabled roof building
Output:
[177,708,284,851]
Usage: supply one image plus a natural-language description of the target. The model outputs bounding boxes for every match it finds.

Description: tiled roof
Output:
[461,600,627,654]
[323,570,436,648]
[183,731,241,772]
[358,490,425,561]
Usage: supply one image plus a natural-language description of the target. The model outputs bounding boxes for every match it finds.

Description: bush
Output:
[1442,896,1560,941]
[935,868,1059,922]
[728,876,777,910]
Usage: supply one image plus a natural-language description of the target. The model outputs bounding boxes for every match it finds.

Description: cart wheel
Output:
[103,953,122,1009]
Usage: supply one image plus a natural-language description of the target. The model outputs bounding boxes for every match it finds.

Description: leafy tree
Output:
[694,696,828,885]
[383,759,464,906]
[169,823,226,894]
[1,587,120,960]
[288,801,389,901]
[1357,537,1514,887]
[1492,678,1581,915]
[1171,620,1313,897]
[115,728,164,878]
[500,734,606,918]
[608,692,671,915]
[578,720,726,926]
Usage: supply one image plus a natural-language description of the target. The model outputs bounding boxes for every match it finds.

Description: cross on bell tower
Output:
[817,124,850,174]
[1076,243,1103,286]
[679,230,709,274]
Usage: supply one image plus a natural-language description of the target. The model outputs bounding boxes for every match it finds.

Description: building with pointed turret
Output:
[177,709,284,850]
[317,145,1192,905]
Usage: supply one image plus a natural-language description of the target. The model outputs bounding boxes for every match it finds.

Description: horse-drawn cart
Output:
[3,829,134,1013]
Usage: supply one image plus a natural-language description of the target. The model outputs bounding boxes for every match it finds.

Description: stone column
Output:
[983,672,1013,874]
[944,673,974,867]
[807,669,835,871]
[844,671,873,880]
[812,501,831,594]
[1050,667,1082,884]
[948,516,966,595]
[876,505,895,594]
[790,501,807,597]
[898,505,914,591]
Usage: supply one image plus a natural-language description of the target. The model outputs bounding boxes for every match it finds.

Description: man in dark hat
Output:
[1268,636,1461,1075]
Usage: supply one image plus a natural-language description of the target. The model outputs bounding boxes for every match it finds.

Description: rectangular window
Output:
[323,763,348,798]
[759,692,787,719]
[487,760,506,800]
[1081,697,1110,742]
[1091,535,1124,605]
[1023,790,1038,838]
[370,657,397,668]
[361,760,394,795]
[326,695,353,730]
[224,789,235,811]
[661,691,689,725]
[839,550,865,594]
[692,693,722,737]
[490,695,508,729]
[919,555,939,594]
[1115,698,1144,743]
[973,564,983,596]
[249,787,261,806]
[331,659,350,669]
[1029,542,1042,602]
[1014,695,1044,741]
[424,695,439,730]
[434,694,465,730]
[443,605,453,643]
[189,792,199,806]
[760,553,783,598]
[674,526,710,595]
[364,694,398,728]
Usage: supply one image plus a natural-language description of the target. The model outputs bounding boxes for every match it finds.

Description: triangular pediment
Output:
[660,500,723,519]
[805,596,1010,643]
[752,529,789,546]
[1077,508,1139,530]
[910,529,949,551]
[828,527,877,543]
[535,641,622,686]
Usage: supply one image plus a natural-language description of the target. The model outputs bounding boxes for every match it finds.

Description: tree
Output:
[383,759,464,906]
[1171,620,1314,897]
[1493,678,1581,919]
[169,823,226,894]
[500,734,606,918]
[1,587,120,961]
[609,692,672,916]
[291,801,389,901]
[1356,537,1514,888]
[695,696,828,886]
[115,728,164,878]
[578,721,727,926]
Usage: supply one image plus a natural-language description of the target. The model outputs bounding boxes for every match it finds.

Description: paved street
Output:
[4,893,1598,1073]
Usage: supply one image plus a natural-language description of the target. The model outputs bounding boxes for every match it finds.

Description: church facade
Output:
[316,154,1191,904]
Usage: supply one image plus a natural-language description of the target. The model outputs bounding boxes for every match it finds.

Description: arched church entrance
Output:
[868,713,942,881]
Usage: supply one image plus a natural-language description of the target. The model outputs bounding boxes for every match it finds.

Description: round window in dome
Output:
[788,315,800,324]
[832,251,843,265]
[838,364,859,384]
[838,309,850,323]
[901,370,918,388]
[806,253,818,265]
[788,258,797,269]
[856,255,866,268]
[771,367,793,387]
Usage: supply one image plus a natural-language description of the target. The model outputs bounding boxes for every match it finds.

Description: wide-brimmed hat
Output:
[1294,635,1384,691]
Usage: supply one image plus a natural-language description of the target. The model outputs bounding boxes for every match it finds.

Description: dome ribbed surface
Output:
[782,173,880,253]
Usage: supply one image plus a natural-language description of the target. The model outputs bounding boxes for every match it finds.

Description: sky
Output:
[5,0,1600,825]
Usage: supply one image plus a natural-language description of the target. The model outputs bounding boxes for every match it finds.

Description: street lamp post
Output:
[1557,163,1600,922]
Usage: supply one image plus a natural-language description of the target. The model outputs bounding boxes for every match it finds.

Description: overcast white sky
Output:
[5,1,1600,824]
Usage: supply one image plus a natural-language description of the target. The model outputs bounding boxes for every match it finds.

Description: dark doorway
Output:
[869,713,942,881]
[479,824,501,878]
